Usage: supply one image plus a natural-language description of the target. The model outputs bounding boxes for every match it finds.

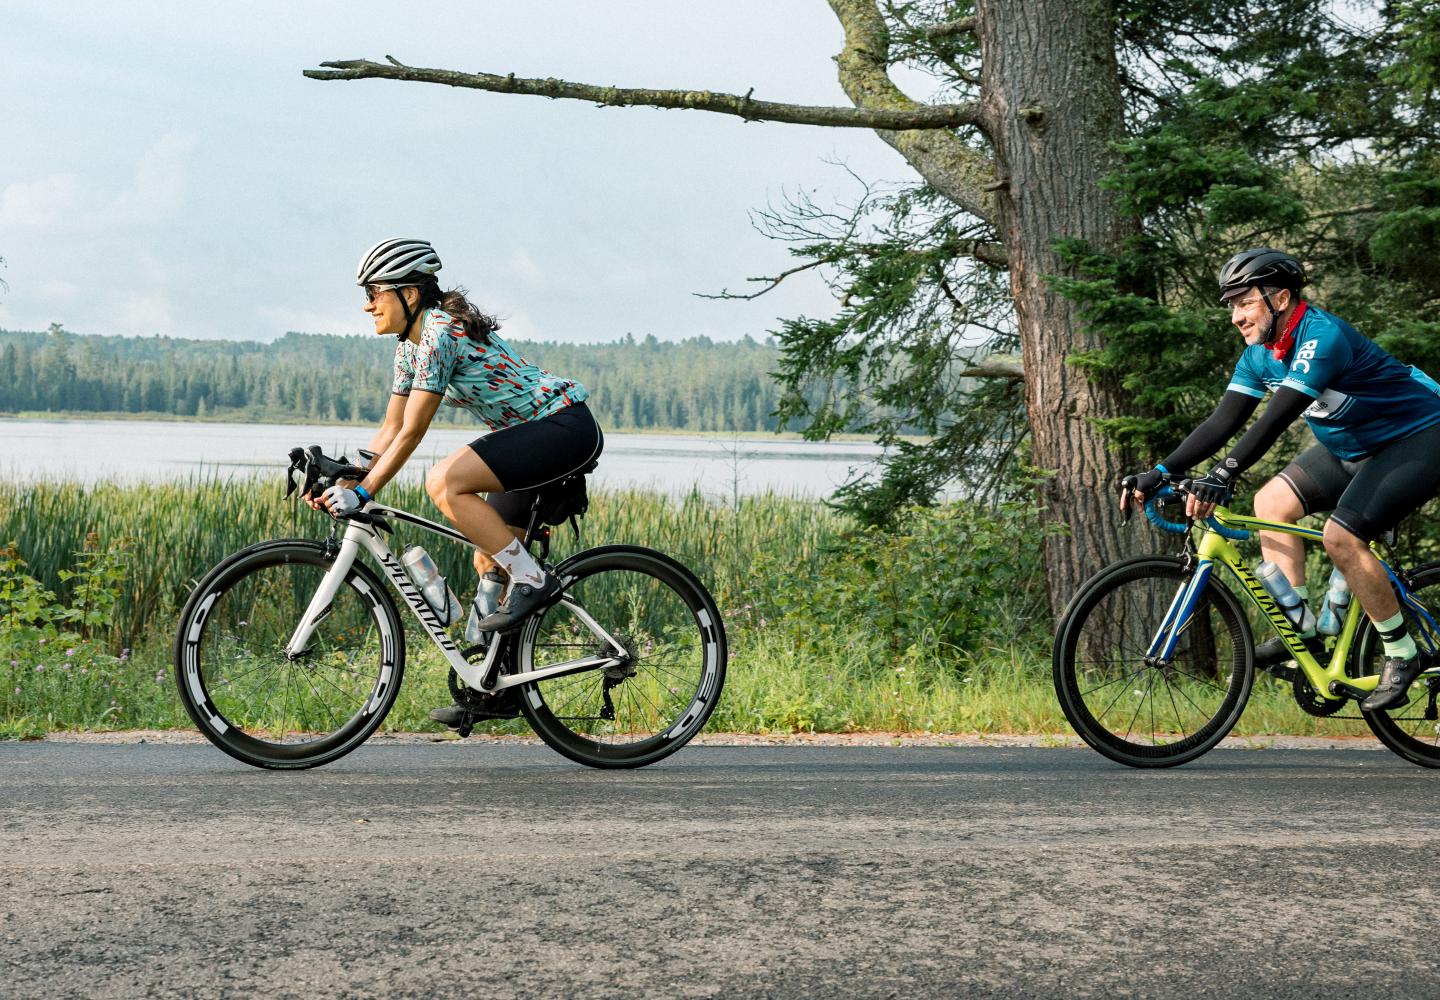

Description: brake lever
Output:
[284,447,305,499]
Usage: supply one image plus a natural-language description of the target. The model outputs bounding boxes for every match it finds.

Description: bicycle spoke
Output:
[1161,678,1190,742]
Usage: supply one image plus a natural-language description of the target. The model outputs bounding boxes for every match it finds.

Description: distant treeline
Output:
[0,326,795,432]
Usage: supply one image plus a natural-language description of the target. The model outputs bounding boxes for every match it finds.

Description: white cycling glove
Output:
[322,484,365,515]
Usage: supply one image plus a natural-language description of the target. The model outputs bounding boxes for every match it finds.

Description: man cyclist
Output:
[1123,248,1440,711]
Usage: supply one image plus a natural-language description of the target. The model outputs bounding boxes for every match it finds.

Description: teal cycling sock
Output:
[1376,610,1418,660]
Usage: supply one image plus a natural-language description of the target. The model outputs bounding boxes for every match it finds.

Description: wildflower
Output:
[119,649,131,662]
[12,687,18,695]
[65,648,75,658]
[154,671,165,683]
[34,664,44,673]
[79,667,88,675]
[9,660,16,667]
[37,638,46,646]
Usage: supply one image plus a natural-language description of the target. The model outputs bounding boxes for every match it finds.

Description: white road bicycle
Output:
[174,446,727,770]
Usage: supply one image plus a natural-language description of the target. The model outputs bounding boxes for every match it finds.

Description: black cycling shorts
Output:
[469,402,603,528]
[1276,422,1440,541]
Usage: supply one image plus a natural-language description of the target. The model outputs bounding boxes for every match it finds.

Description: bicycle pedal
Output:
[1261,663,1298,684]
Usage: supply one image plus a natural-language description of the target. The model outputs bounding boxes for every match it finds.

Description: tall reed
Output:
[0,478,840,650]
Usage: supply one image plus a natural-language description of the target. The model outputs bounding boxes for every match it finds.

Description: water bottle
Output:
[401,545,463,626]
[1255,560,1315,633]
[464,569,507,646]
[1316,568,1351,636]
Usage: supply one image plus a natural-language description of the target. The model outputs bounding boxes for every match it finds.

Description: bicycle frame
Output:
[1148,507,1440,704]
[282,503,626,694]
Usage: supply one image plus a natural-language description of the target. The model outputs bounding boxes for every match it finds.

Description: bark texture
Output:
[974,0,1139,613]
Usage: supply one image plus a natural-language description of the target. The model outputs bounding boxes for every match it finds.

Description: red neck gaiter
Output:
[1269,299,1308,362]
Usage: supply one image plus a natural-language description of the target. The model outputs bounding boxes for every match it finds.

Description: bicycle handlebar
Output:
[1140,484,1250,541]
[285,445,367,500]
[284,446,391,530]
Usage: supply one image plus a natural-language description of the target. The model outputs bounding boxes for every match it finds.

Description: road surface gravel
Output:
[2,741,1435,999]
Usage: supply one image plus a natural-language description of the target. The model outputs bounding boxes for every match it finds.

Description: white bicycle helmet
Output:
[356,238,442,286]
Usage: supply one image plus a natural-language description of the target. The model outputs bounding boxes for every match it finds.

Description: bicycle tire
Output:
[512,544,726,768]
[173,539,405,770]
[1352,563,1440,768]
[1053,555,1254,767]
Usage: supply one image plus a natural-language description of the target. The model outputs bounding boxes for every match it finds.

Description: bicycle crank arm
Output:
[1327,679,1374,701]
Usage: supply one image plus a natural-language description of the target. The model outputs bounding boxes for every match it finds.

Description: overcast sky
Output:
[2,1,921,344]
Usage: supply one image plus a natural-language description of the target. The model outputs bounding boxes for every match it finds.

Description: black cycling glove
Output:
[1190,466,1234,506]
[1123,466,1169,502]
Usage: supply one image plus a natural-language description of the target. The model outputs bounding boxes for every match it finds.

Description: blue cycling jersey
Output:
[1227,303,1440,461]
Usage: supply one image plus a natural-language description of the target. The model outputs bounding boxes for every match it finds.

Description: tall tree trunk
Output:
[978,0,1141,614]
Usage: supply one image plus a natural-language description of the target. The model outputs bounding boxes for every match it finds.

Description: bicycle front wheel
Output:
[1053,556,1254,767]
[1353,563,1440,768]
[513,545,726,768]
[173,540,405,769]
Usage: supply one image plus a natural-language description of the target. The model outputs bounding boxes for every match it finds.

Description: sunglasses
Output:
[363,283,417,303]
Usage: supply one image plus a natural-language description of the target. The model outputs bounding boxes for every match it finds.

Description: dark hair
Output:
[413,276,500,344]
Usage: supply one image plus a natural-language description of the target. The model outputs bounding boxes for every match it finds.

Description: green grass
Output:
[0,477,1407,741]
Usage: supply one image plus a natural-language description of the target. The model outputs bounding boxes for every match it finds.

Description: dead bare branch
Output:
[304,57,985,131]
[961,355,1025,380]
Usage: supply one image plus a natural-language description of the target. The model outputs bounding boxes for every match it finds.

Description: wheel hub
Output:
[601,634,639,681]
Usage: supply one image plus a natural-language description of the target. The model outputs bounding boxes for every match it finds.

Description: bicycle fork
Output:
[284,535,362,660]
[1145,561,1216,666]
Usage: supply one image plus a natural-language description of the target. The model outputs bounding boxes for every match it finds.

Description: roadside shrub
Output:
[0,538,181,736]
[756,500,1057,671]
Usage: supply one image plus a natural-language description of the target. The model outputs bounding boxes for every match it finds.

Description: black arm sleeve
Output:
[1214,385,1313,478]
[1159,390,1261,474]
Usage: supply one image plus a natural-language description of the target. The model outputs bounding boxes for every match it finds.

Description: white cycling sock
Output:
[491,539,546,594]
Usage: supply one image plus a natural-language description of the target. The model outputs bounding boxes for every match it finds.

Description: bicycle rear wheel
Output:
[513,545,726,768]
[173,540,405,769]
[1053,555,1254,767]
[1353,563,1440,768]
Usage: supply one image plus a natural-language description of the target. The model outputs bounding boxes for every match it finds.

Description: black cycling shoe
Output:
[1253,634,1325,673]
[1362,655,1425,712]
[474,574,565,633]
[428,690,521,729]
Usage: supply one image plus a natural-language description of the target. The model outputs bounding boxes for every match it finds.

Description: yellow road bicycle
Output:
[1053,482,1440,768]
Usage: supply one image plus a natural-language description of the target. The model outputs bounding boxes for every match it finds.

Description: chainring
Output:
[1292,669,1349,717]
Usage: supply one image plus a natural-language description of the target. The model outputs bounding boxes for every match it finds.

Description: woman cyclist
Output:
[315,238,603,727]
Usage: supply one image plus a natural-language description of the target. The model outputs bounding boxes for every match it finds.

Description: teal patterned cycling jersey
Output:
[391,308,588,430]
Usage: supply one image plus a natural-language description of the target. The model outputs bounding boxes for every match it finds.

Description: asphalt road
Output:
[2,742,1437,999]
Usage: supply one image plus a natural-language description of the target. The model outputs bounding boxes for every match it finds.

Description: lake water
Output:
[0,418,884,499]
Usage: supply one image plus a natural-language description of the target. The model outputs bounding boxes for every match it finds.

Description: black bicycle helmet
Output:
[1217,248,1306,301]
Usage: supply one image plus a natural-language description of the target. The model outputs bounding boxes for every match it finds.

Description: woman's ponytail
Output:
[414,277,499,345]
